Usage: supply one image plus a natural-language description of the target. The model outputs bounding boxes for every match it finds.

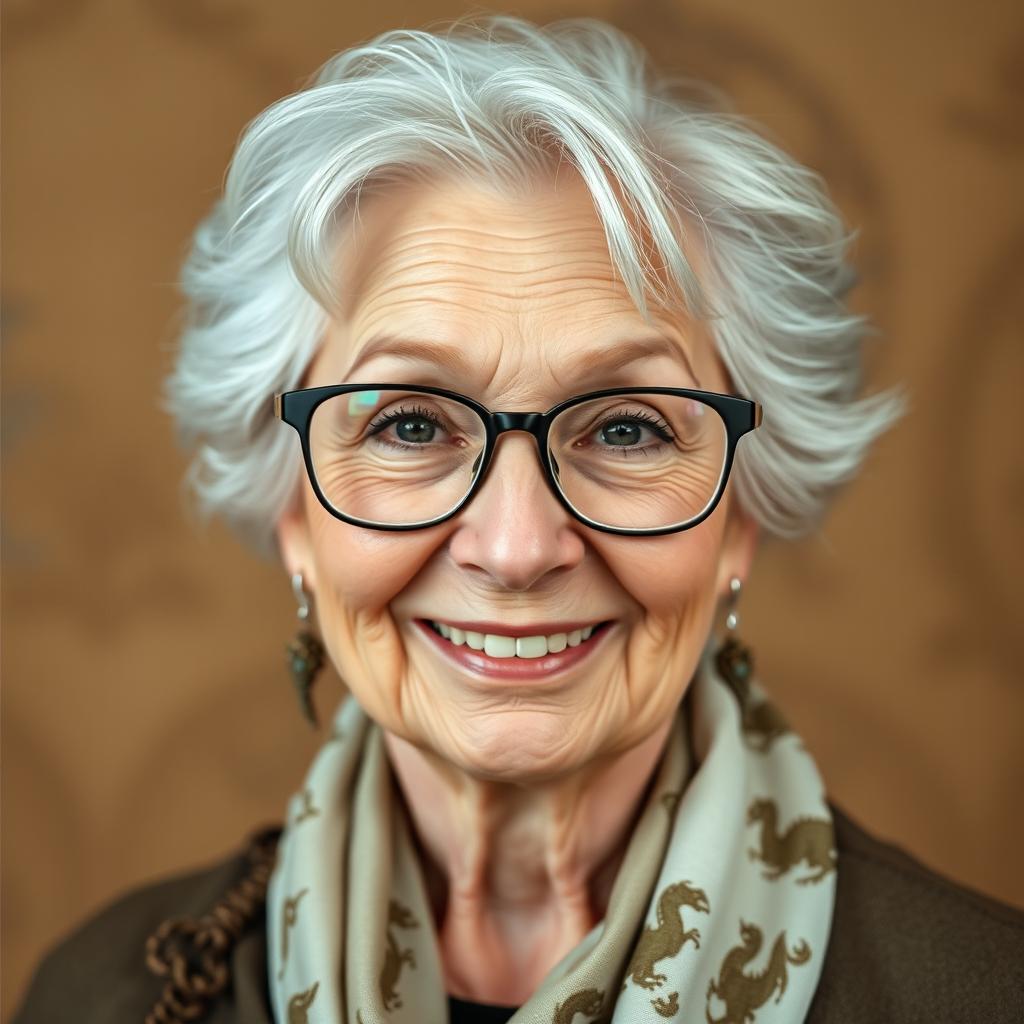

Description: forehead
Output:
[316,172,721,395]
[340,172,635,315]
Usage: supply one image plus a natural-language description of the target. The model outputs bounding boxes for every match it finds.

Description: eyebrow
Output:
[343,332,701,388]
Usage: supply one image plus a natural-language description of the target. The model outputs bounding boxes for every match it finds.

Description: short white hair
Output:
[165,14,905,558]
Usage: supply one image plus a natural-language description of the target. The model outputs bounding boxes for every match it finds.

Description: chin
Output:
[439,709,602,784]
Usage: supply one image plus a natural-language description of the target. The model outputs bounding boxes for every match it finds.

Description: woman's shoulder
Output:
[10,825,281,1024]
[809,799,1024,1022]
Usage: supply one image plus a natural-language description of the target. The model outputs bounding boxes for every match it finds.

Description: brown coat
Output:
[12,800,1024,1022]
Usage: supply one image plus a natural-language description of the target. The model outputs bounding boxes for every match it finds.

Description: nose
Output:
[447,433,585,591]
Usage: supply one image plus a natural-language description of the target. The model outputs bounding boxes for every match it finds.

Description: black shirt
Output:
[448,995,519,1023]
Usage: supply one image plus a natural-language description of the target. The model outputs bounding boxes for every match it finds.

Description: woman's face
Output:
[277,171,757,781]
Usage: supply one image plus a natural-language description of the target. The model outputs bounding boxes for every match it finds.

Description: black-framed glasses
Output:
[274,384,763,536]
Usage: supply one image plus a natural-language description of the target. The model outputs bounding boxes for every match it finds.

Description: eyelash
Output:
[593,408,675,447]
[367,404,447,445]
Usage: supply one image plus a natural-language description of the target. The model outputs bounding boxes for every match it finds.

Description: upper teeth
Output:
[430,621,597,658]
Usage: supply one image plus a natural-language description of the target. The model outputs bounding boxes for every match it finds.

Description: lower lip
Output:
[414,620,610,681]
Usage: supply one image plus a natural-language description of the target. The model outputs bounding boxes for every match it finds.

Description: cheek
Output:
[308,514,419,610]
[599,522,723,629]
[599,518,725,713]
[303,478,446,608]
[303,494,444,684]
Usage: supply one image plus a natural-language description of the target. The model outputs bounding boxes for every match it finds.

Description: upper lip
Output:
[420,618,608,637]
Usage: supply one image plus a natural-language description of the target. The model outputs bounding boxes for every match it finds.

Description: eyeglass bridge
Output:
[491,411,546,435]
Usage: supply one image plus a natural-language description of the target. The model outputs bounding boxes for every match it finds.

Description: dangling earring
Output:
[715,576,754,708]
[286,572,325,728]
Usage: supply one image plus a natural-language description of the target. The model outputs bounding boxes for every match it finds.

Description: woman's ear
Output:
[715,496,759,598]
[275,491,316,590]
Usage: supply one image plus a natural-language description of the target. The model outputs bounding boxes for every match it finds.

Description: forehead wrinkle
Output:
[374,220,611,249]
[358,247,619,293]
[358,219,621,289]
[344,282,700,391]
[370,232,613,266]
[371,259,617,284]
[351,272,642,337]
[337,167,676,314]
[339,186,654,340]
[362,278,619,305]
[341,329,701,400]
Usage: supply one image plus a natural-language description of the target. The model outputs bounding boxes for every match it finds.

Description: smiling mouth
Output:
[423,619,611,659]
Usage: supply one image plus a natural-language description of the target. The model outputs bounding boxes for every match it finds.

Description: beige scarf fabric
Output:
[267,638,837,1023]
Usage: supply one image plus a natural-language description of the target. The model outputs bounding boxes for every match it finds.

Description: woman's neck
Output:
[382,717,675,1005]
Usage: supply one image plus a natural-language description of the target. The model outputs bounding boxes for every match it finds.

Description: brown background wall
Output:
[3,0,1022,1017]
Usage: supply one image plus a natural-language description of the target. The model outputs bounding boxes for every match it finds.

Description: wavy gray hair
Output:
[165,14,905,558]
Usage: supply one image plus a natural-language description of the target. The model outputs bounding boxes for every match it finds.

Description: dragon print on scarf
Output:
[379,900,419,1011]
[286,981,319,1024]
[705,923,812,1024]
[623,880,710,991]
[747,799,837,885]
[278,887,309,980]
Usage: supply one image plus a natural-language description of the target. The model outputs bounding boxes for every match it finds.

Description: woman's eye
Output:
[599,420,644,446]
[367,405,449,446]
[394,416,437,443]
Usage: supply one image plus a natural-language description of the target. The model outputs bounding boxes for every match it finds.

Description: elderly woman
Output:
[14,14,1024,1024]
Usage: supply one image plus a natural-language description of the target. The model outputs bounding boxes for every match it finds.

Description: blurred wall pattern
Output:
[2,0,1022,1016]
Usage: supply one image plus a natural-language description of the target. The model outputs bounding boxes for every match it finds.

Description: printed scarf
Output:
[267,639,837,1023]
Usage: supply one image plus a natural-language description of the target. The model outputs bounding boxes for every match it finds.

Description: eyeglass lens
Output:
[308,389,728,530]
